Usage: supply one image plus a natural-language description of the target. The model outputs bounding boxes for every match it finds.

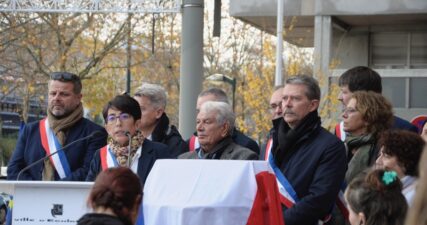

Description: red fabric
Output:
[100,146,108,170]
[336,197,349,221]
[264,138,273,161]
[39,118,54,165]
[335,124,342,139]
[247,171,285,225]
[189,135,196,152]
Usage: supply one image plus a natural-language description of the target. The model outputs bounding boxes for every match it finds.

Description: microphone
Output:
[125,131,132,168]
[16,130,103,181]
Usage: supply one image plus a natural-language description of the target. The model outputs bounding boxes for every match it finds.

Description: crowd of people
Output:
[5,66,427,225]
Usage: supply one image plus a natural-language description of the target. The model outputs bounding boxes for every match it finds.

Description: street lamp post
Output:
[205,74,236,111]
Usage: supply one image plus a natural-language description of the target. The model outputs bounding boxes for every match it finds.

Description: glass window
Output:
[382,77,406,108]
[371,33,407,68]
[411,33,427,68]
[410,78,427,108]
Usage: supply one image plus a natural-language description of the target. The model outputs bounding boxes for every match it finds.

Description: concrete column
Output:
[179,0,204,139]
[313,15,332,100]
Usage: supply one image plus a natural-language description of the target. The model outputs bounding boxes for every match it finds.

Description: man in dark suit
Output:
[7,72,107,181]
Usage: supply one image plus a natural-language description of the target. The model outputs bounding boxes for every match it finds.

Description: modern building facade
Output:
[230,0,427,121]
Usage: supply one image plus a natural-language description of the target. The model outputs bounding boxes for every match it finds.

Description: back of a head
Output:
[339,66,382,93]
[88,167,142,224]
[134,83,167,109]
[405,145,427,225]
[346,169,407,225]
[198,87,229,103]
[285,75,320,100]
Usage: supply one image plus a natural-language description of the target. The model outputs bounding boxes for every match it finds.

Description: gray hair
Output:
[198,87,229,104]
[200,101,235,135]
[285,75,320,100]
[134,83,167,109]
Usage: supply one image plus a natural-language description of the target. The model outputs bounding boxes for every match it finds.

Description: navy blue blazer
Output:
[7,118,107,181]
[85,139,171,184]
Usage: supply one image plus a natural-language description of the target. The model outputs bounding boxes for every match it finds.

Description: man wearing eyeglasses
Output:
[7,72,107,181]
[260,86,283,160]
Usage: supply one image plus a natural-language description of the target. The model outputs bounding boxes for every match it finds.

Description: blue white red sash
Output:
[335,121,346,141]
[100,145,119,170]
[39,118,71,179]
[264,137,273,161]
[268,153,299,208]
[189,135,200,152]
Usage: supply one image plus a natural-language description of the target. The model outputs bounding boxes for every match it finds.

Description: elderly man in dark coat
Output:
[179,101,257,160]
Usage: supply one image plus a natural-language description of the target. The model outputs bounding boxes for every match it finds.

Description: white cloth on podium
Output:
[143,159,283,225]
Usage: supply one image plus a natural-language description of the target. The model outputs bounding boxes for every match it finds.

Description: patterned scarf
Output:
[108,130,145,167]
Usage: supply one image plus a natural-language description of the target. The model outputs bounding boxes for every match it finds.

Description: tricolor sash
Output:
[100,145,119,170]
[264,137,273,161]
[188,135,200,152]
[268,153,299,208]
[39,118,71,179]
[335,121,346,142]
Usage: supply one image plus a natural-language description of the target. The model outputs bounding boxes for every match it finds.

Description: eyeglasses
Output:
[269,102,282,112]
[50,72,80,82]
[342,107,358,114]
[106,113,132,124]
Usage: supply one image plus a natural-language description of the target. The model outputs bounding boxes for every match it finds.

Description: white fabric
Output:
[143,160,273,225]
[130,146,142,173]
[43,119,68,179]
[401,175,417,205]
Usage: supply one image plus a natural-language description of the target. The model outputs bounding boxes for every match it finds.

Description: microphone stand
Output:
[125,131,132,168]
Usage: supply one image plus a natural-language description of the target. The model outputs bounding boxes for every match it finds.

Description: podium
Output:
[0,181,93,225]
[143,159,284,225]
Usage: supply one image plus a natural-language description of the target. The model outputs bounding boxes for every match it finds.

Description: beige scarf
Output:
[108,130,145,167]
[42,103,83,180]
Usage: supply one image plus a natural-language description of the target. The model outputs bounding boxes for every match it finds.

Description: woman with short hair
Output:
[376,130,425,204]
[86,94,171,183]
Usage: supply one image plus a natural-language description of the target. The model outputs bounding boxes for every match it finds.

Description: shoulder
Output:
[393,116,418,133]
[233,130,260,153]
[225,143,259,160]
[312,128,345,151]
[79,118,105,130]
[143,139,168,151]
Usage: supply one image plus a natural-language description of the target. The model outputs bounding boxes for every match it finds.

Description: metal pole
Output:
[275,0,284,86]
[179,0,204,139]
[231,77,236,112]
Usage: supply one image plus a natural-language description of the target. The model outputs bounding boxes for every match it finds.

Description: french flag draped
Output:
[143,160,284,225]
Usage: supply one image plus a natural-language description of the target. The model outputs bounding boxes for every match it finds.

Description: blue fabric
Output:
[86,139,172,184]
[7,118,107,181]
[393,116,418,133]
[271,118,347,225]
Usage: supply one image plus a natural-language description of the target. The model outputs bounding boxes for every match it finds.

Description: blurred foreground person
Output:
[78,167,142,225]
[405,145,427,225]
[345,169,407,225]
